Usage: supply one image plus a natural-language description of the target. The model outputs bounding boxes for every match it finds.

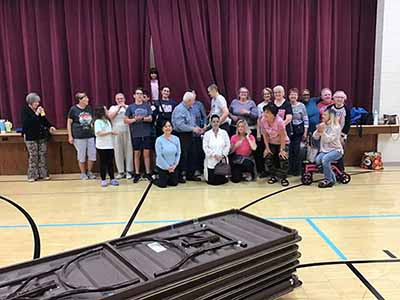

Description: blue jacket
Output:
[305,97,320,133]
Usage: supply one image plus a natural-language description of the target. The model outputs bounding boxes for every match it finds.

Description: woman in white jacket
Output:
[313,109,343,188]
[203,114,230,185]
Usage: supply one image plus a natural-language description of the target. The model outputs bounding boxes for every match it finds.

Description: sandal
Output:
[280,178,289,186]
[268,176,278,184]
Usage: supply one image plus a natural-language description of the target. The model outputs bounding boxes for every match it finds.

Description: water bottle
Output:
[0,119,5,133]
[373,110,379,125]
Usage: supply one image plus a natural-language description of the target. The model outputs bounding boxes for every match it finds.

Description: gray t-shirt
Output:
[125,103,153,138]
[68,105,95,139]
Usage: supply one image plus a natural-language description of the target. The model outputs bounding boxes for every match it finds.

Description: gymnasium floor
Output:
[1,167,400,300]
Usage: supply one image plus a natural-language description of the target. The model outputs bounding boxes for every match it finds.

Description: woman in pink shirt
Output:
[230,120,257,183]
[261,103,290,186]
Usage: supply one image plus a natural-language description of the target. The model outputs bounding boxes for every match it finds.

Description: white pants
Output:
[113,130,133,173]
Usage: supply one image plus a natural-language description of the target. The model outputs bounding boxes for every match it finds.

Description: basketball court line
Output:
[1,213,400,229]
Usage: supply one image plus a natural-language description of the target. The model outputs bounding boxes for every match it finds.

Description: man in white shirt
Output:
[207,84,230,133]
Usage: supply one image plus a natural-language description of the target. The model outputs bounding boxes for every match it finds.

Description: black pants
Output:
[207,168,228,185]
[97,148,115,180]
[254,138,266,175]
[192,136,205,173]
[289,132,303,176]
[231,158,255,183]
[177,132,195,178]
[155,167,178,188]
[264,144,289,179]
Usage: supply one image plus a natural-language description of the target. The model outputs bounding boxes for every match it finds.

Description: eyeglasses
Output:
[302,94,310,97]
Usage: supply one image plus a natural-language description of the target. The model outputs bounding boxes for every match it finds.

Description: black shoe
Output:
[178,176,186,184]
[318,180,334,188]
[133,174,141,183]
[259,171,269,178]
[144,173,153,182]
[186,176,201,182]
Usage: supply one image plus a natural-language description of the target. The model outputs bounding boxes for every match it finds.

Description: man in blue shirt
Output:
[188,89,207,177]
[172,91,203,183]
[124,88,154,183]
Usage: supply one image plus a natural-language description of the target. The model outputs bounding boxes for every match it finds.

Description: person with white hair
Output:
[273,85,293,136]
[22,92,56,182]
[171,91,204,182]
[316,88,335,116]
[327,90,351,171]
[327,91,351,137]
[107,93,133,179]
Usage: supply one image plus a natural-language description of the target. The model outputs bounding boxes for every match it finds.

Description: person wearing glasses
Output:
[67,92,97,180]
[288,88,309,176]
[124,88,154,183]
[172,91,204,183]
[229,86,258,136]
[256,87,273,178]
[301,88,319,134]
[107,93,133,179]
[273,85,293,136]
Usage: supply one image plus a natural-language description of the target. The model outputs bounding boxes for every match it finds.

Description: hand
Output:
[279,149,288,159]
[302,134,307,142]
[240,109,250,115]
[49,127,56,134]
[193,127,202,135]
[235,139,243,148]
[134,115,143,121]
[214,154,223,161]
[231,115,239,122]
[263,148,272,158]
[68,136,74,144]
[317,123,325,133]
[36,106,44,116]
[256,134,262,141]
[112,131,119,135]
[168,165,176,173]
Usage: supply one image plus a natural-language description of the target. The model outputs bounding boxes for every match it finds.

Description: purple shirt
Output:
[229,99,258,126]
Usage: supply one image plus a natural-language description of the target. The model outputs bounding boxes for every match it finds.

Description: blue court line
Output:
[306,218,347,261]
[1,213,400,229]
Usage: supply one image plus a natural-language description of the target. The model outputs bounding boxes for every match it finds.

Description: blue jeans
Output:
[315,150,342,183]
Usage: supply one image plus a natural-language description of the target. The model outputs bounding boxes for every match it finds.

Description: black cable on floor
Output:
[239,170,372,211]
[120,181,153,238]
[0,195,41,259]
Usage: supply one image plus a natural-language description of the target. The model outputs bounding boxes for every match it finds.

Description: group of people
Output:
[21,69,350,189]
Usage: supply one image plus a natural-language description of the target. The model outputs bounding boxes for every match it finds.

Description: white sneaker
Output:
[126,173,133,179]
[116,173,125,179]
[87,171,96,179]
[80,173,89,180]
